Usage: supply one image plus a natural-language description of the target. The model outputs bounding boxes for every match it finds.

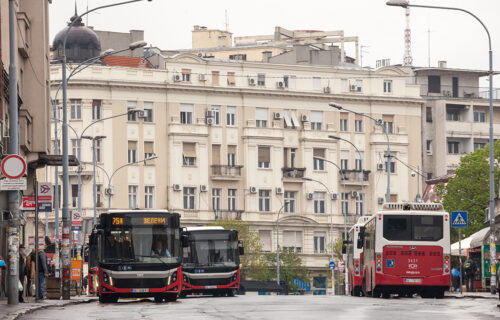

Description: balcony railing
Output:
[339,169,370,182]
[214,210,243,220]
[211,165,243,179]
[282,167,306,179]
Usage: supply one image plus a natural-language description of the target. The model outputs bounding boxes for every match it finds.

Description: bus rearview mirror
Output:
[239,246,245,256]
[181,234,189,248]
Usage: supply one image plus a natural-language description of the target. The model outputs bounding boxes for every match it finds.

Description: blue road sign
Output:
[329,261,335,270]
[451,211,468,228]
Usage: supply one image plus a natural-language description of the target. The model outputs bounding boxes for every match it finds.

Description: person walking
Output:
[451,266,460,292]
[25,249,35,297]
[37,246,49,299]
[18,245,26,302]
[464,258,477,292]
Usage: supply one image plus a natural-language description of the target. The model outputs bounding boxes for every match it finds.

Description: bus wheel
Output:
[434,290,444,299]
[420,291,431,298]
[154,296,164,303]
[179,292,187,298]
[165,293,178,302]
[382,292,390,299]
[227,289,236,297]
[99,294,118,303]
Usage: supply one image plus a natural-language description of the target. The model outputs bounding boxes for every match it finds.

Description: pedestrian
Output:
[0,256,5,297]
[18,245,26,302]
[25,249,34,297]
[464,258,477,292]
[451,266,460,292]
[37,246,49,299]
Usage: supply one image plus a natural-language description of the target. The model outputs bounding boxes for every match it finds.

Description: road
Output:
[21,295,499,320]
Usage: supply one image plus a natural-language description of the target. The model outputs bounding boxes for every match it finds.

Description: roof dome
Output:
[52,9,101,62]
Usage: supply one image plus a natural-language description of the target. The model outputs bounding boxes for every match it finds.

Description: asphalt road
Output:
[21,295,500,320]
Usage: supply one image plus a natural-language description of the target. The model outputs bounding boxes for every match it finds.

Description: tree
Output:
[263,249,308,294]
[436,140,500,242]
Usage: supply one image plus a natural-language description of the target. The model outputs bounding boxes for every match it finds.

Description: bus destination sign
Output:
[111,215,167,226]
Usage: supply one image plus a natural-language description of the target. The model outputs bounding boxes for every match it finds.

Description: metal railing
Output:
[339,169,369,182]
[211,165,243,177]
[282,167,306,179]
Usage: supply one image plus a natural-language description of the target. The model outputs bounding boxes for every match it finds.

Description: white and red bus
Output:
[360,203,450,298]
[346,216,371,296]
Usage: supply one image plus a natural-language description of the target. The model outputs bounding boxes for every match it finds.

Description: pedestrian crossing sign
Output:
[451,211,468,228]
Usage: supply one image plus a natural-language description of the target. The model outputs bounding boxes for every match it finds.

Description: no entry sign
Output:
[1,155,26,179]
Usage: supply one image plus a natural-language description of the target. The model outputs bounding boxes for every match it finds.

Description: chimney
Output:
[262,51,272,62]
[438,60,447,68]
[193,25,200,31]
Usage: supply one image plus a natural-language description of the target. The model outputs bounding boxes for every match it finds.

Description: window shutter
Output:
[259,231,272,251]
[180,103,193,112]
[183,143,196,157]
[296,231,303,248]
[313,148,325,158]
[283,231,294,247]
[258,146,270,162]
[144,142,154,154]
[212,144,221,164]
[340,112,348,120]
[256,108,268,121]
[310,111,323,123]
[228,145,236,154]
[128,141,137,149]
[383,115,394,122]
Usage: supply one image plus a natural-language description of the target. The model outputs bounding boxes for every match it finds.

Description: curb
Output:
[3,298,97,320]
[446,295,498,300]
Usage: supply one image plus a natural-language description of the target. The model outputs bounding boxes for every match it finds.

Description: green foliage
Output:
[263,249,308,293]
[436,140,500,242]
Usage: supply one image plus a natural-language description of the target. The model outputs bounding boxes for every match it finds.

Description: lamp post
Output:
[276,201,290,287]
[59,0,149,300]
[387,0,497,296]
[302,177,340,295]
[330,102,391,203]
[82,136,106,225]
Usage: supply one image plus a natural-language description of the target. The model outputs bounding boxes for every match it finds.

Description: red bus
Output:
[346,216,371,296]
[360,203,450,298]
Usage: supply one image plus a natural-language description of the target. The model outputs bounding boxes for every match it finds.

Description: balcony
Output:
[282,167,306,181]
[339,170,370,185]
[214,210,243,220]
[211,165,243,180]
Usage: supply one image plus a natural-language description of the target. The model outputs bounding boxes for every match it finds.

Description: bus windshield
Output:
[383,215,443,241]
[184,233,239,268]
[102,225,180,264]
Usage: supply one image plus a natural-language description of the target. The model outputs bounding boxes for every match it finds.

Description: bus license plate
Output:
[404,278,421,284]
[204,285,217,289]
[132,288,149,293]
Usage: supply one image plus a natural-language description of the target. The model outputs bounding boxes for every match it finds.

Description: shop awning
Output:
[451,227,490,256]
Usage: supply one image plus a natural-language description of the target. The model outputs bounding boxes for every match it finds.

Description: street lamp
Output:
[387,0,497,295]
[329,102,391,203]
[59,0,149,300]
[276,201,290,287]
[302,177,340,295]
[82,135,106,225]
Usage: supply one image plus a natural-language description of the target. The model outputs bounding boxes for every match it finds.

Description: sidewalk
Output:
[0,295,97,320]
[446,290,499,300]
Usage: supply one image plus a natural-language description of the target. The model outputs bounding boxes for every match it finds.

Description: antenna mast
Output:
[403,5,413,66]
[225,9,229,31]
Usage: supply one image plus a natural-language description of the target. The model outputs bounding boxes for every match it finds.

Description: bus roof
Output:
[382,202,444,211]
[184,226,225,231]
[106,209,170,214]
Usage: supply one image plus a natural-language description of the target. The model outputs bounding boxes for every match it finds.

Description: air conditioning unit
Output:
[248,78,256,86]
[206,110,215,118]
[105,188,114,195]
[273,112,283,120]
[426,150,433,156]
[136,110,146,118]
[276,81,285,88]
[199,74,207,81]
[275,187,284,194]
[331,193,338,200]
[173,74,181,82]
[249,186,257,194]
[173,184,181,191]
[323,87,331,93]
[306,193,314,200]
[301,114,309,122]
[351,190,359,198]
[206,117,214,125]
[377,163,384,171]
[200,185,208,192]
[378,197,384,205]
[349,84,357,91]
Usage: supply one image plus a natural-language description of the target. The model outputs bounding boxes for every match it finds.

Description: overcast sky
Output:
[49,0,500,90]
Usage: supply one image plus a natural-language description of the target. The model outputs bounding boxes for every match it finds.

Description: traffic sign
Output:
[451,211,468,228]
[1,155,26,179]
[22,196,36,210]
[72,211,82,231]
[329,261,335,270]
[37,182,53,212]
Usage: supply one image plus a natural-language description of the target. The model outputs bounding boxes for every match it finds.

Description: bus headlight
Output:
[103,272,113,286]
[232,274,237,282]
[172,271,177,283]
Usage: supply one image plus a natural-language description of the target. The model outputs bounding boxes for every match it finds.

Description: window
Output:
[183,187,195,209]
[446,109,460,121]
[180,103,194,124]
[183,142,196,166]
[145,186,154,209]
[283,147,297,168]
[314,233,326,254]
[211,105,221,125]
[182,69,191,82]
[95,139,102,163]
[227,72,236,85]
[313,77,321,91]
[127,101,137,121]
[313,148,325,170]
[356,193,364,215]
[226,106,236,126]
[314,192,325,214]
[212,188,221,211]
[127,141,137,163]
[96,185,102,205]
[70,99,81,120]
[340,113,348,131]
[448,141,459,154]
[356,79,363,92]
[144,141,154,159]
[289,75,296,90]
[227,145,236,166]
[144,101,154,122]
[355,119,363,132]
[474,142,486,151]
[259,230,272,252]
[310,111,323,130]
[259,190,271,212]
[355,151,364,171]
[71,184,78,208]
[257,73,265,86]
[341,79,348,92]
[383,215,443,241]
[426,107,432,123]
[283,75,289,88]
[71,139,79,156]
[283,231,302,253]
[212,71,220,85]
[340,150,349,170]
[92,99,101,120]
[229,54,246,61]
[128,185,138,209]
[284,191,295,213]
[383,115,394,134]
[426,140,432,153]
[258,146,270,168]
[256,108,268,128]
[383,80,392,93]
[385,155,396,173]
[428,75,441,93]
[474,111,486,123]
[228,189,237,211]
[341,193,349,215]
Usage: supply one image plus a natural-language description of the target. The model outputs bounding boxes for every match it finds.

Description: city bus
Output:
[346,216,371,296]
[360,203,450,298]
[180,226,244,297]
[90,210,183,303]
